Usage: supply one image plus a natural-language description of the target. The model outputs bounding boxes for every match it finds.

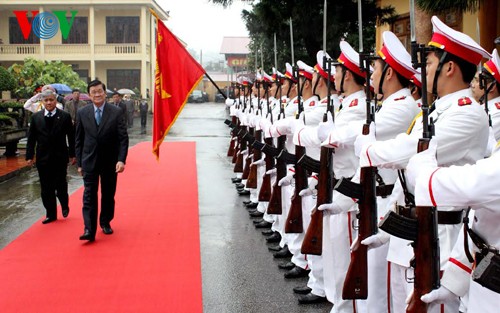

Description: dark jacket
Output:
[75,103,129,173]
[26,108,75,165]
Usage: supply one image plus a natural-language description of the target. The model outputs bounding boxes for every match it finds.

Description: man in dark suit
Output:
[75,80,129,242]
[111,91,128,127]
[26,90,76,224]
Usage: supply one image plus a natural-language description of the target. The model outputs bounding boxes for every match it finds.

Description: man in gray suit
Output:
[75,79,129,242]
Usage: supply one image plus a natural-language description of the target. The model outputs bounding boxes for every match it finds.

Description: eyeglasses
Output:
[90,90,105,95]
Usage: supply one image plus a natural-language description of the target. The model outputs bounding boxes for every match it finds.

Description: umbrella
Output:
[64,93,91,101]
[117,88,136,95]
[50,83,72,94]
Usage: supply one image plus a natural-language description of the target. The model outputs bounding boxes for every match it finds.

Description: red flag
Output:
[152,19,205,159]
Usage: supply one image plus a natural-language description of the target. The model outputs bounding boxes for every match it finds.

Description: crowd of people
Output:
[225,15,500,313]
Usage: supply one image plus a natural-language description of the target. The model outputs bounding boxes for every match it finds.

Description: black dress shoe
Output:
[249,211,264,218]
[273,247,293,258]
[278,261,296,270]
[238,190,250,196]
[102,226,114,235]
[298,293,328,304]
[232,178,242,183]
[266,232,281,243]
[255,221,272,228]
[243,200,252,205]
[293,285,312,294]
[42,217,57,224]
[62,208,69,218]
[261,229,275,236]
[235,183,245,189]
[284,266,310,279]
[245,202,258,209]
[79,230,95,242]
[268,245,282,251]
[253,219,264,224]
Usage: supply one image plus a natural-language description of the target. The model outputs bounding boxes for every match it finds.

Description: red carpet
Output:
[0,141,202,313]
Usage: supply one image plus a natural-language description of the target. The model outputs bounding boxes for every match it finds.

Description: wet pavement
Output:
[0,103,332,313]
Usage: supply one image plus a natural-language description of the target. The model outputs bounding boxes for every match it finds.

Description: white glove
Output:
[290,112,305,135]
[266,168,277,176]
[274,118,291,135]
[317,202,344,215]
[420,285,457,304]
[251,158,265,166]
[239,149,248,156]
[278,171,294,186]
[406,139,438,190]
[298,176,318,197]
[317,111,334,142]
[354,122,376,157]
[360,231,390,250]
[260,118,272,135]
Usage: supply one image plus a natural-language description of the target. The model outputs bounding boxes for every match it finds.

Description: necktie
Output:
[47,112,52,117]
[95,108,101,125]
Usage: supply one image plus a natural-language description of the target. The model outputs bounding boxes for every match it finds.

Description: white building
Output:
[0,0,169,97]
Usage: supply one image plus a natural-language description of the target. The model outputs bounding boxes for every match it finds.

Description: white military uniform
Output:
[410,147,500,313]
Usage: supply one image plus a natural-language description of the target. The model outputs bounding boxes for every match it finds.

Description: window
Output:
[107,69,140,91]
[9,17,40,44]
[74,69,89,83]
[62,17,88,44]
[106,17,139,43]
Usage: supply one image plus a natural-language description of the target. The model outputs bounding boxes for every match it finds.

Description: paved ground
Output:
[0,103,332,313]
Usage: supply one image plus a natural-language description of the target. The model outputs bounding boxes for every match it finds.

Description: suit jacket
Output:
[75,103,129,173]
[26,108,75,165]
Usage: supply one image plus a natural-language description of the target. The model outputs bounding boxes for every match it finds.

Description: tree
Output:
[210,0,395,71]
[0,66,16,92]
[8,58,87,98]
[416,0,497,52]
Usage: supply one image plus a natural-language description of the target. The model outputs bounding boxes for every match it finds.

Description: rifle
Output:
[301,53,334,256]
[258,81,275,201]
[246,127,261,189]
[233,85,248,173]
[241,127,254,181]
[285,66,306,234]
[266,96,287,214]
[342,53,378,300]
[406,38,439,313]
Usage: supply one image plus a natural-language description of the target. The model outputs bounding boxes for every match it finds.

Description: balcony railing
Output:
[0,44,150,58]
[95,44,142,54]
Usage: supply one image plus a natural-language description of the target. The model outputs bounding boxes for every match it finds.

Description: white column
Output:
[140,6,147,98]
[39,6,44,59]
[89,6,95,80]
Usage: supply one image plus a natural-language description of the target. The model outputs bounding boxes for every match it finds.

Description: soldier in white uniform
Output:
[355,16,491,313]
[323,31,421,313]
[272,60,319,279]
[289,50,338,304]
[265,63,298,258]
[317,40,368,313]
[405,140,500,313]
[482,49,500,141]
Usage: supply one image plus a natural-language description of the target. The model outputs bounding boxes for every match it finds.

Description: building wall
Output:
[0,1,166,99]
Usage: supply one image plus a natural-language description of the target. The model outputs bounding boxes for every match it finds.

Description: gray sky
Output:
[156,0,251,55]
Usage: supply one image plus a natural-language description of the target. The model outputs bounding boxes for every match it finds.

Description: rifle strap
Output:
[463,207,498,262]
[397,169,415,207]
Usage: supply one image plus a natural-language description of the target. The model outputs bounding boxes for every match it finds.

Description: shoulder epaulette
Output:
[349,99,358,107]
[309,101,316,107]
[394,96,406,101]
[495,102,500,110]
[458,97,472,106]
